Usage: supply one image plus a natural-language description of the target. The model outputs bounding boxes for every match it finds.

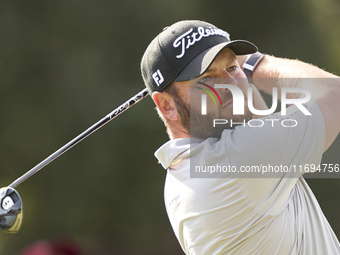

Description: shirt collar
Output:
[155,138,201,169]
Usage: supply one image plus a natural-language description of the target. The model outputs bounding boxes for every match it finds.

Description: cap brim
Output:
[174,40,257,81]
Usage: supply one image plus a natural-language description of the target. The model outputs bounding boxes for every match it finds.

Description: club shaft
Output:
[9,89,149,188]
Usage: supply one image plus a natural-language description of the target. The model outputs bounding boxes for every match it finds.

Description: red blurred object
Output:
[19,239,82,255]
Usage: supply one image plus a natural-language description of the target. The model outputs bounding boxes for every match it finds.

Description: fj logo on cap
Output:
[152,69,164,86]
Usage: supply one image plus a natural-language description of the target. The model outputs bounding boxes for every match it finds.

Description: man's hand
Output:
[238,54,268,119]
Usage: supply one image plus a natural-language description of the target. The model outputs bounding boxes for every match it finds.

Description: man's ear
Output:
[152,92,179,121]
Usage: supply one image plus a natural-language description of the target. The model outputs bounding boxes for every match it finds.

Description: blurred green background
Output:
[0,0,339,254]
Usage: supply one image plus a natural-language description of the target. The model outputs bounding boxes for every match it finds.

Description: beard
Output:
[172,90,253,140]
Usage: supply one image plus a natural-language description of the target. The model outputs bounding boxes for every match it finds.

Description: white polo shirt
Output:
[155,102,340,254]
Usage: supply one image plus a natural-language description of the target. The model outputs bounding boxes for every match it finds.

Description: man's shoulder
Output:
[155,138,199,169]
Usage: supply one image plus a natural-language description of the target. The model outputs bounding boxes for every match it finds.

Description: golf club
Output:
[0,88,149,233]
[0,187,23,233]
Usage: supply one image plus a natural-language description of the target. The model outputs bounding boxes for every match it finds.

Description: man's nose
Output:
[216,70,238,90]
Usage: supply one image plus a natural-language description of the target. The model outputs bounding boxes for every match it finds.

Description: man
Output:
[141,20,340,254]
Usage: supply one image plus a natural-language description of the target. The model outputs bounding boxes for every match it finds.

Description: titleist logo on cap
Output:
[173,27,230,59]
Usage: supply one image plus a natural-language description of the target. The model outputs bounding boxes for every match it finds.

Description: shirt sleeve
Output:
[225,101,326,214]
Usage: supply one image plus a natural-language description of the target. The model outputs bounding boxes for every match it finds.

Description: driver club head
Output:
[0,187,23,233]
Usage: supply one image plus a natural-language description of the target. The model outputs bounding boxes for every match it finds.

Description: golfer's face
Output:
[173,48,252,138]
[189,48,250,120]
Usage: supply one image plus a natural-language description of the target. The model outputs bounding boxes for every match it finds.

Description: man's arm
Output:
[253,55,340,152]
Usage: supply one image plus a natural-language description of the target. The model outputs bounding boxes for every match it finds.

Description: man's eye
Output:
[227,66,237,72]
[199,77,210,83]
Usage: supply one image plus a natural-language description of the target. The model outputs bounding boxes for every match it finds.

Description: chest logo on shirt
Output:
[168,195,180,206]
